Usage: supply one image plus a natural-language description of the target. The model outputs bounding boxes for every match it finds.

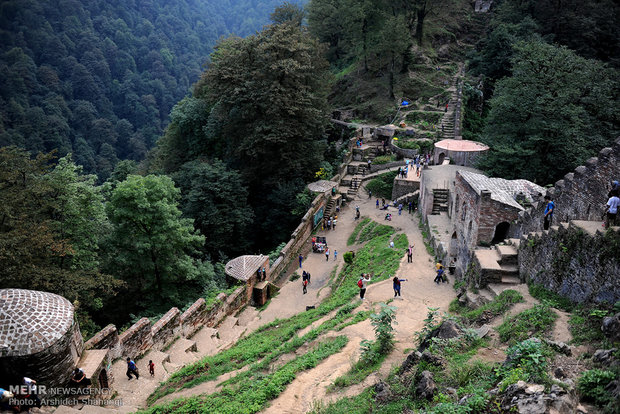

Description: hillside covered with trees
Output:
[0,0,304,179]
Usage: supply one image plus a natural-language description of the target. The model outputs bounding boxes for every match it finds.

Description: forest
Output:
[0,0,618,337]
[0,0,304,180]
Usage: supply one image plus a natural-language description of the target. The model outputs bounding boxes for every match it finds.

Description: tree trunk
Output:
[362,18,369,72]
[389,52,395,99]
[416,9,425,46]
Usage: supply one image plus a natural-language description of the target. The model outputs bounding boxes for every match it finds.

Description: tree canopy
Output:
[0,0,305,179]
[477,41,619,184]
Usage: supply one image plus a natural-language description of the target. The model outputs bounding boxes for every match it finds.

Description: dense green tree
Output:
[173,160,254,259]
[0,0,305,177]
[0,147,120,336]
[270,2,305,27]
[105,174,216,312]
[194,23,330,189]
[477,41,620,184]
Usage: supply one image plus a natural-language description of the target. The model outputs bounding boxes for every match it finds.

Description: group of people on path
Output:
[126,357,155,380]
[322,215,338,230]
[302,270,311,294]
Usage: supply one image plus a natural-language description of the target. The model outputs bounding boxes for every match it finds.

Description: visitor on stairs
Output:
[126,358,139,380]
[604,189,619,229]
[543,195,555,230]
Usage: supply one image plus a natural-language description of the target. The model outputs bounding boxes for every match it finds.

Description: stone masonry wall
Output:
[477,194,521,243]
[511,137,620,238]
[0,319,82,388]
[151,308,181,351]
[454,173,481,276]
[118,317,152,359]
[84,324,121,359]
[519,223,620,303]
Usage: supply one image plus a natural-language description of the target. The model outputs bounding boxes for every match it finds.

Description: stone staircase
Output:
[347,176,362,197]
[473,239,521,288]
[431,189,449,214]
[50,313,251,414]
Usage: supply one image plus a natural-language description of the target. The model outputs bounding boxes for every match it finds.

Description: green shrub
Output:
[497,304,558,343]
[500,338,552,385]
[365,170,398,199]
[569,306,608,345]
[372,155,397,165]
[577,369,618,410]
[457,289,524,324]
[528,283,575,311]
[394,140,420,150]
[343,251,354,264]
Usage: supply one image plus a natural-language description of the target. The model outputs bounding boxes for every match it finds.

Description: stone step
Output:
[501,276,521,284]
[168,337,198,366]
[191,327,221,355]
[494,244,518,266]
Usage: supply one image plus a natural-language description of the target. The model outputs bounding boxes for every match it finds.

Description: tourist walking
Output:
[398,203,403,215]
[543,195,555,230]
[407,245,413,263]
[604,189,619,229]
[334,250,338,261]
[393,276,408,297]
[302,271,310,294]
[333,216,337,229]
[434,260,445,284]
[149,360,155,377]
[358,274,371,300]
[126,358,139,380]
[369,190,372,199]
[325,248,330,261]
[376,199,379,209]
[299,254,303,268]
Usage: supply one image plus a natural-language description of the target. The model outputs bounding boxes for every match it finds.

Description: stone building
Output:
[452,171,544,276]
[433,139,489,167]
[225,254,271,306]
[0,289,84,388]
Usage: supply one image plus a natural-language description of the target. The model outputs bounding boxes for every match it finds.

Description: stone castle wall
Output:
[519,223,620,303]
[511,137,620,238]
[85,286,245,359]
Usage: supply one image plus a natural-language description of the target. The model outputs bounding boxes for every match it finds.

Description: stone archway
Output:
[491,222,510,245]
[448,231,458,257]
[98,368,109,388]
[437,152,446,164]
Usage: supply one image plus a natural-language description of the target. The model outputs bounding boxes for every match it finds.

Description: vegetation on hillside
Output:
[464,0,620,185]
[0,0,304,179]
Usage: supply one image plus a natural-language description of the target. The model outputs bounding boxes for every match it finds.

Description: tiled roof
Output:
[435,139,489,152]
[307,180,338,193]
[225,255,267,281]
[0,289,74,357]
[459,171,545,210]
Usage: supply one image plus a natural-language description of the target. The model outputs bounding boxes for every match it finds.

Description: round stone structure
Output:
[0,289,83,388]
[433,139,489,167]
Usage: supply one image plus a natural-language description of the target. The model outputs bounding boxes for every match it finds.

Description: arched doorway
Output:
[438,152,446,164]
[448,231,458,257]
[98,369,109,388]
[491,222,510,245]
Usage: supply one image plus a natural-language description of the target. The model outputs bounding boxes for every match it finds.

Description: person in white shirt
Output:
[604,189,619,228]
[358,274,371,300]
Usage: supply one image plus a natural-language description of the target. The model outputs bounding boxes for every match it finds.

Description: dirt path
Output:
[263,193,456,413]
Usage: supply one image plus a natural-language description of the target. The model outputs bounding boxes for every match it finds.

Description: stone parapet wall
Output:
[518,222,620,303]
[390,139,419,159]
[392,178,420,201]
[151,308,181,351]
[84,324,121,359]
[368,160,405,174]
[118,317,152,359]
[512,137,620,238]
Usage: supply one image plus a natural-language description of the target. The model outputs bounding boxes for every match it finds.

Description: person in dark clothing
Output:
[393,276,408,297]
[543,195,555,230]
[126,358,139,380]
